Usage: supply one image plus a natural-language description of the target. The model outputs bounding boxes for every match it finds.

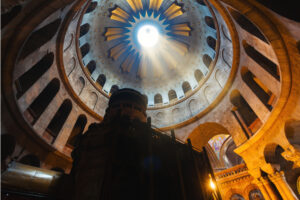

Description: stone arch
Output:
[219,137,243,167]
[64,33,73,52]
[155,112,165,126]
[203,54,212,68]
[96,74,106,88]
[76,77,85,96]
[1,5,22,28]
[187,122,231,150]
[168,90,177,101]
[46,99,72,142]
[230,89,262,135]
[221,24,231,42]
[205,16,215,29]
[154,94,163,104]
[188,99,198,116]
[215,69,225,88]
[67,57,76,76]
[1,134,16,161]
[241,67,274,111]
[80,23,90,37]
[222,48,231,68]
[85,2,97,13]
[182,81,191,94]
[222,138,243,167]
[25,78,60,125]
[243,41,279,80]
[207,36,216,50]
[67,114,87,147]
[19,154,40,167]
[15,52,54,98]
[86,60,96,74]
[80,43,90,58]
[204,85,217,103]
[195,69,203,82]
[20,18,62,59]
[263,143,285,169]
[264,142,300,197]
[284,120,300,148]
[172,108,181,123]
[90,92,98,110]
[228,7,268,43]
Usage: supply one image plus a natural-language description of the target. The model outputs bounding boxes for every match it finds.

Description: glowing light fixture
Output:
[209,178,216,190]
[137,25,159,48]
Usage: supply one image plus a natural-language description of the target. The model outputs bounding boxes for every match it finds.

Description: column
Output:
[268,171,298,200]
[259,176,280,200]
[253,178,272,200]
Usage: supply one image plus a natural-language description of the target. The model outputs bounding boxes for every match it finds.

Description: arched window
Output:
[15,52,54,98]
[182,81,192,94]
[207,36,216,50]
[230,194,244,200]
[195,69,204,82]
[25,78,60,125]
[230,90,262,135]
[110,85,119,94]
[154,94,163,104]
[1,5,22,28]
[80,43,90,58]
[67,115,87,147]
[196,0,206,6]
[243,42,279,80]
[205,16,215,29]
[46,99,72,141]
[229,8,268,43]
[86,60,96,74]
[241,67,274,111]
[96,74,106,87]
[19,154,40,167]
[203,54,212,68]
[85,2,97,13]
[20,19,61,59]
[168,90,177,101]
[249,189,264,200]
[80,23,90,37]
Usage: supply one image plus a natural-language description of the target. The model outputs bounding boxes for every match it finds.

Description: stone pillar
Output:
[260,176,281,200]
[253,178,272,200]
[268,171,298,200]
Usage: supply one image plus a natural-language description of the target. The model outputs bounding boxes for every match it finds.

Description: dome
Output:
[2,0,300,198]
[63,0,232,128]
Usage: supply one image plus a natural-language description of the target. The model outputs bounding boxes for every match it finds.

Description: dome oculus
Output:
[104,0,191,78]
[137,25,159,48]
